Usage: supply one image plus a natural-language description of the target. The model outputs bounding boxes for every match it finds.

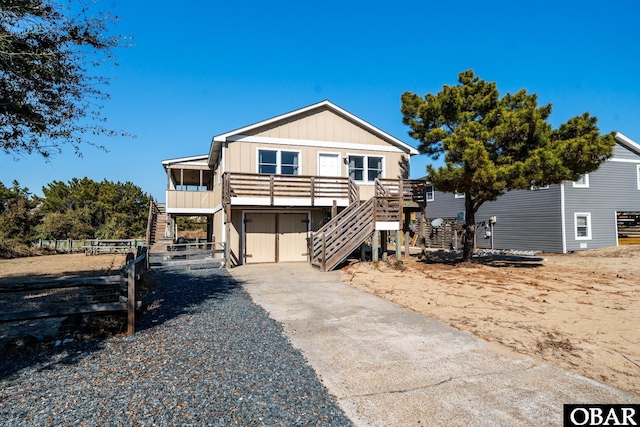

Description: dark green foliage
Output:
[37,178,152,239]
[401,70,615,260]
[0,180,40,243]
[0,0,130,158]
[0,178,151,253]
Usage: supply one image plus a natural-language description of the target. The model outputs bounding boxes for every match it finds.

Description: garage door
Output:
[245,213,308,264]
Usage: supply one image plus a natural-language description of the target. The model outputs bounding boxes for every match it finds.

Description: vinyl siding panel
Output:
[612,141,640,160]
[425,192,465,219]
[564,160,640,251]
[426,187,563,253]
[475,187,563,252]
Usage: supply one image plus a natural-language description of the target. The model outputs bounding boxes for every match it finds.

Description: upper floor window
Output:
[348,155,383,182]
[258,149,300,175]
[573,174,589,188]
[454,192,465,199]
[426,185,435,202]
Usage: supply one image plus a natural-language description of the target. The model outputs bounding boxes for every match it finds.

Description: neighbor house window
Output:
[530,183,549,190]
[637,165,640,190]
[258,149,300,175]
[574,213,592,240]
[348,155,383,182]
[455,192,465,199]
[573,174,589,188]
[426,185,435,202]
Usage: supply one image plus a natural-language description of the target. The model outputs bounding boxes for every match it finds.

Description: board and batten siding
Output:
[225,141,407,180]
[246,108,392,147]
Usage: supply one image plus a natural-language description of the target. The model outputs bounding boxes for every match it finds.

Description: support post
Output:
[332,200,337,219]
[381,231,388,261]
[395,230,401,260]
[372,231,379,266]
[360,242,366,262]
[225,205,231,269]
[321,233,327,271]
[404,231,411,258]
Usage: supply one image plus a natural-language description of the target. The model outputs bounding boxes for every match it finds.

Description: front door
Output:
[318,153,341,177]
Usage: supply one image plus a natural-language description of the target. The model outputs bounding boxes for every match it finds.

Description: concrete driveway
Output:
[230,263,639,427]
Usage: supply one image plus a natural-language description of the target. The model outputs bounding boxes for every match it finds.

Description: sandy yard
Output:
[1,251,638,397]
[0,253,126,284]
[343,246,640,397]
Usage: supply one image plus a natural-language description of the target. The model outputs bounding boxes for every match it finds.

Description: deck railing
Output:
[377,179,427,204]
[222,172,360,205]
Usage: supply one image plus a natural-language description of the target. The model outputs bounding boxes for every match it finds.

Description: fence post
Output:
[127,261,136,335]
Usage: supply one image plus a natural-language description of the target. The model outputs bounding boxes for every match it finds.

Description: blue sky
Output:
[2,0,639,200]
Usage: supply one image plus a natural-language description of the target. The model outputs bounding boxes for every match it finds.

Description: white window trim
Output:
[316,151,342,177]
[637,165,640,190]
[573,174,589,188]
[346,153,385,183]
[530,184,550,191]
[574,212,592,240]
[256,148,302,175]
[426,185,435,202]
[454,192,465,199]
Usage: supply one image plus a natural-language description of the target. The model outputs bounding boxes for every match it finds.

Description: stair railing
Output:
[311,197,375,271]
[146,200,160,246]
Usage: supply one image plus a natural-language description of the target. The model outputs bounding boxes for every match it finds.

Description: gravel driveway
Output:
[0,266,352,426]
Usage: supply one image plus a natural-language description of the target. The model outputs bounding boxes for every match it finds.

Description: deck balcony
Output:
[165,188,219,213]
[221,172,426,208]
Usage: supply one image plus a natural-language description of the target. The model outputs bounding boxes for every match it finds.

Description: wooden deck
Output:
[222,172,426,206]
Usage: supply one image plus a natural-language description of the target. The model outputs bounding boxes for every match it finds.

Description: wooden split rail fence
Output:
[0,247,150,336]
[149,241,228,270]
[33,239,146,254]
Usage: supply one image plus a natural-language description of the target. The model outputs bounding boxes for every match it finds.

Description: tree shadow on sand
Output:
[417,249,546,268]
[0,266,243,380]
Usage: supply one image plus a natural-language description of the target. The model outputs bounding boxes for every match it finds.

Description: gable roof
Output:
[208,100,418,166]
[615,132,640,155]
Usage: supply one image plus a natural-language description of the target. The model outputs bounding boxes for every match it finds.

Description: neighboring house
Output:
[159,100,425,268]
[425,133,640,253]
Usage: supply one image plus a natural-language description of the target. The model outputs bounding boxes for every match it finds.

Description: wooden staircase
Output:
[146,201,169,247]
[311,179,403,271]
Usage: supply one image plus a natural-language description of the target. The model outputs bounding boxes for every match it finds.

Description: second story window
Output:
[573,174,589,188]
[258,149,300,175]
[426,185,434,202]
[348,155,383,182]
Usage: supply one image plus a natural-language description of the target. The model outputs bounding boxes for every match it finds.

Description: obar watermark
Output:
[564,405,639,426]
